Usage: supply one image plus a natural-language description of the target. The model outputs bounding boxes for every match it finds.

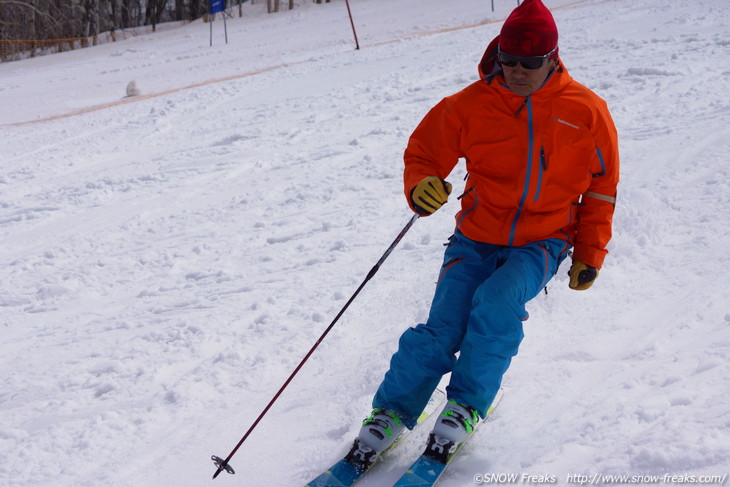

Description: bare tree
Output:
[189,0,203,21]
[144,0,167,30]
[81,0,100,45]
[173,0,183,19]
[1,0,302,61]
[268,0,295,13]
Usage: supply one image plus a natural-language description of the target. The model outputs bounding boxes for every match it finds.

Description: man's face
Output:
[502,59,557,97]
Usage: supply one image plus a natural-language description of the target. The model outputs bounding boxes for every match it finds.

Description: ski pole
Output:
[211,213,420,479]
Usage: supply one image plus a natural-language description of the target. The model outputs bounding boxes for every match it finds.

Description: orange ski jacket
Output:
[404,37,619,269]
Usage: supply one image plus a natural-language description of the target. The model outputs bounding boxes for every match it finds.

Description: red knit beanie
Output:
[499,0,559,58]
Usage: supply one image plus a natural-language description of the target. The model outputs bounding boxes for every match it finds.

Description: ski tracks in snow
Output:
[0,22,473,485]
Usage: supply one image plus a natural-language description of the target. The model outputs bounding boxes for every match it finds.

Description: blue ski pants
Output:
[372,231,568,428]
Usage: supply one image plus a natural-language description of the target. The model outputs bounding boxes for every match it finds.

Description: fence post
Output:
[345,0,359,50]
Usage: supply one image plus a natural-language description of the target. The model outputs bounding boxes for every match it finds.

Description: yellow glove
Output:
[410,176,452,216]
[568,260,599,290]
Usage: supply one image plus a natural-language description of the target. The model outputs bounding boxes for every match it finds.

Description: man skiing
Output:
[356,0,620,463]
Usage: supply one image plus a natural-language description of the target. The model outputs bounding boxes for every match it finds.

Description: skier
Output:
[356,0,620,461]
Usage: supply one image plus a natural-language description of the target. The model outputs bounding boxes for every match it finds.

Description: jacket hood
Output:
[478,35,569,94]
[478,35,503,83]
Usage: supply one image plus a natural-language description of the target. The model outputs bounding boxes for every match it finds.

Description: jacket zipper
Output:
[509,96,533,246]
[534,146,546,202]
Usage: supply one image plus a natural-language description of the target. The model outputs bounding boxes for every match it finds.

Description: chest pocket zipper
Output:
[534,146,547,202]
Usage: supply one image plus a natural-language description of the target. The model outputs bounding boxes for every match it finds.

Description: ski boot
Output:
[425,399,480,463]
[346,408,405,470]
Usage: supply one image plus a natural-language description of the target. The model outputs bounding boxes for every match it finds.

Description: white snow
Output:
[1,0,729,486]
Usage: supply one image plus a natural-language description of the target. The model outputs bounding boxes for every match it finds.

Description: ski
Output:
[393,388,504,487]
[305,388,446,487]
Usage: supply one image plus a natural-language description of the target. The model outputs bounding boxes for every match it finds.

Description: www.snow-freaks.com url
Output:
[564,473,728,485]
[472,473,729,485]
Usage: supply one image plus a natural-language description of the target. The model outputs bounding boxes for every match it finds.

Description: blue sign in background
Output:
[210,0,224,14]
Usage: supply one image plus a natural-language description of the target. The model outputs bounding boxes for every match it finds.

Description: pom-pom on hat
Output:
[499,0,559,58]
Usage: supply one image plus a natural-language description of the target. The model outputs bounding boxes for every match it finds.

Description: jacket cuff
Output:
[572,245,607,270]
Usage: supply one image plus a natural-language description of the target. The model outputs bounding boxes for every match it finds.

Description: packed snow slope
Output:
[1,0,729,486]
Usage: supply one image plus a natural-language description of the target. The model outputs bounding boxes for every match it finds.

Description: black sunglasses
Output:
[498,46,557,70]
